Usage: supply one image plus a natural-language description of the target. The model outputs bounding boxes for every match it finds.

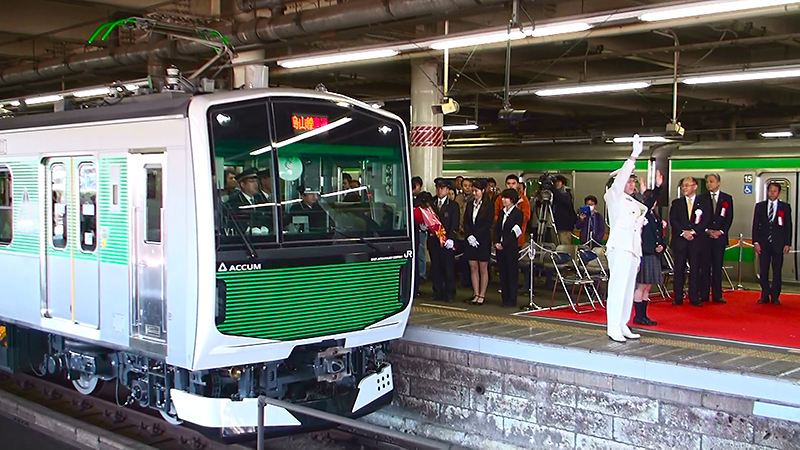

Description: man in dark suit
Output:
[753,182,792,305]
[701,173,734,303]
[428,179,460,302]
[669,176,712,306]
[225,168,270,232]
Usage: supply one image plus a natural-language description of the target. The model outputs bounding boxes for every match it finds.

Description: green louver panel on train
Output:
[98,157,129,265]
[216,259,408,341]
[0,159,39,256]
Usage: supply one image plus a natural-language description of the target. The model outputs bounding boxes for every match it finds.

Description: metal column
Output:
[410,60,443,193]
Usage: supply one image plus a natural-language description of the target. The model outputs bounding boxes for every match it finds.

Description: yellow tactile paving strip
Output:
[411,305,800,363]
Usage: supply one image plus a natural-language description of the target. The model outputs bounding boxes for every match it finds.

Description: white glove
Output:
[467,235,479,247]
[419,224,427,231]
[630,133,643,158]
[444,239,454,250]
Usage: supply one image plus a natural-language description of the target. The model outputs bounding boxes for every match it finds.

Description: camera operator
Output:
[545,175,577,245]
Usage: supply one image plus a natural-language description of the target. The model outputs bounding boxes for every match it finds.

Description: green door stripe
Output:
[443,160,648,172]
[671,158,800,170]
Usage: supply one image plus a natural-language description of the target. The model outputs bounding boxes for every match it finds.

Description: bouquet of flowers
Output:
[414,205,447,246]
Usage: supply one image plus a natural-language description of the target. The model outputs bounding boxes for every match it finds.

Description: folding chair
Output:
[540,243,599,314]
[576,245,608,308]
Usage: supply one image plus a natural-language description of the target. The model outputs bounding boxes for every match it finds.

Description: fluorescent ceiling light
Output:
[612,136,670,143]
[535,81,650,97]
[528,22,592,37]
[72,87,111,98]
[443,124,479,131]
[277,49,399,69]
[24,94,63,105]
[683,68,800,85]
[430,30,526,50]
[640,0,800,22]
[250,117,353,156]
[761,131,793,138]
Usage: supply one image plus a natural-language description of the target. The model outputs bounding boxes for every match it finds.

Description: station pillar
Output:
[233,49,268,89]
[410,60,443,193]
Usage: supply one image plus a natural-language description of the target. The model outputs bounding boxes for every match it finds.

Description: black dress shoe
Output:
[690,301,703,307]
[672,300,683,305]
[758,298,770,304]
[712,298,727,304]
[772,298,781,305]
[633,317,658,326]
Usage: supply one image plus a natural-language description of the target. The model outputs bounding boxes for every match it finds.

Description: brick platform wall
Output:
[361,341,800,450]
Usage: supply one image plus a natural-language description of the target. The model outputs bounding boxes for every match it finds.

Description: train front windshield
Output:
[208,97,410,248]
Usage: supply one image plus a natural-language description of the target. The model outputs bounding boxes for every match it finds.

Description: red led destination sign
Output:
[292,115,329,131]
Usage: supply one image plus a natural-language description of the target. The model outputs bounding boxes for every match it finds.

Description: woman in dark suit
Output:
[495,188,524,307]
[633,188,663,326]
[464,180,493,304]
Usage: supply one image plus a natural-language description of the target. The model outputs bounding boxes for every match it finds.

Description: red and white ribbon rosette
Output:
[778,209,785,227]
[720,201,729,217]
[694,208,703,225]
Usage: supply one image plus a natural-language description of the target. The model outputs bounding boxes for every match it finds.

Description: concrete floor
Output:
[0,415,78,450]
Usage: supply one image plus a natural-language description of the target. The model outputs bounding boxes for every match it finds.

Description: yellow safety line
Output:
[411,305,800,363]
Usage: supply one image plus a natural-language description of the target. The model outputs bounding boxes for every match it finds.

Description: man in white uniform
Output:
[604,136,649,342]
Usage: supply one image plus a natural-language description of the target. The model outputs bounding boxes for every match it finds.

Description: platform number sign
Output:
[743,174,754,195]
[743,174,754,183]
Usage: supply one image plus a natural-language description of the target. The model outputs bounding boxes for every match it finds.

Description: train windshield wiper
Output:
[219,201,259,260]
[332,227,381,253]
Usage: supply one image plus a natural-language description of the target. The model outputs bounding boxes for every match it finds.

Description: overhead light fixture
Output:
[535,81,650,97]
[760,131,794,138]
[442,124,479,131]
[612,136,671,143]
[683,68,800,85]
[72,87,111,98]
[24,94,63,105]
[250,117,353,156]
[528,22,592,37]
[430,29,527,50]
[640,0,800,22]
[277,49,399,69]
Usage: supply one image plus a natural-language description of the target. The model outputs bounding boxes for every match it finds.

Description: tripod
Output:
[535,191,560,246]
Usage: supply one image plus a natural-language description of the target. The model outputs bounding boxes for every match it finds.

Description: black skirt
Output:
[464,235,491,261]
[637,253,663,285]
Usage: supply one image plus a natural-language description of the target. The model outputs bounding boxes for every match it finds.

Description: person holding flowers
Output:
[701,173,734,304]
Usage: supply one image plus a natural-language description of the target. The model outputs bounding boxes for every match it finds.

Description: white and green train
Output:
[0,88,414,437]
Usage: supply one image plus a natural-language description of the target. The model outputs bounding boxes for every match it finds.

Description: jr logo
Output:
[404,249,413,258]
[218,262,262,272]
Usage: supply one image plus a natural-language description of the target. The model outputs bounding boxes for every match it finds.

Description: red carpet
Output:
[521,290,800,349]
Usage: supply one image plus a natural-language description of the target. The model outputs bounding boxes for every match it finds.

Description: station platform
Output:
[365,280,800,450]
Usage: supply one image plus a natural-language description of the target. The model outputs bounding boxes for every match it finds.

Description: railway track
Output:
[0,372,450,450]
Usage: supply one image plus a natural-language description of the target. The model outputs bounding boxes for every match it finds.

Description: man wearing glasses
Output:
[669,177,712,306]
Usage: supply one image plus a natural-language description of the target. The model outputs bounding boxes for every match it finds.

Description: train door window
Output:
[765,178,790,204]
[51,164,68,249]
[145,166,162,243]
[78,162,97,252]
[0,166,11,245]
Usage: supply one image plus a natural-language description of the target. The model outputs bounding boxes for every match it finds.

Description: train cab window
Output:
[145,167,162,243]
[51,164,68,249]
[0,166,11,244]
[270,98,409,242]
[208,102,277,247]
[78,162,97,252]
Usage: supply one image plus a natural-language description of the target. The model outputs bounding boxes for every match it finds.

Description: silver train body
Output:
[0,88,414,437]
[445,141,800,283]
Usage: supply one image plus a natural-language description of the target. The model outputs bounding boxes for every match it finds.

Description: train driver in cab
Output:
[226,167,270,233]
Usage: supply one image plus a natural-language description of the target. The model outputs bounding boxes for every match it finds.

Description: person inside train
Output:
[342,172,352,191]
[289,187,327,232]
[428,179,460,303]
[495,188,524,308]
[464,179,493,305]
[225,167,270,234]
[633,178,664,327]
[258,169,273,203]
[548,175,577,245]
[344,178,362,202]
[222,167,238,202]
[753,182,792,305]
[575,195,606,248]
[669,176,712,307]
[701,173,733,304]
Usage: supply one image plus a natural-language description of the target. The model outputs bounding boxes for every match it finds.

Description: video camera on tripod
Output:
[535,172,557,203]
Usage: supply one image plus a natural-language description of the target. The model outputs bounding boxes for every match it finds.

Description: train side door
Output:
[130,151,166,342]
[45,157,100,326]
[759,173,797,282]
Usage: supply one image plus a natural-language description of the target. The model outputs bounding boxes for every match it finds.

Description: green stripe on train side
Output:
[443,160,649,172]
[0,159,39,256]
[671,158,800,170]
[98,157,129,265]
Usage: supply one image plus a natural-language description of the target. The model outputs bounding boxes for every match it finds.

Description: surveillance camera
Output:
[432,97,459,115]
[498,108,529,123]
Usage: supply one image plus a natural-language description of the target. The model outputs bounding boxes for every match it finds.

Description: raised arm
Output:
[608,135,643,197]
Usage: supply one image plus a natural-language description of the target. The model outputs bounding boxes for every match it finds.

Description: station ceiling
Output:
[2,0,800,155]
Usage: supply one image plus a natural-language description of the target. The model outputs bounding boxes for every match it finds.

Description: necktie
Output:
[687,197,693,219]
[712,193,717,211]
[769,201,775,223]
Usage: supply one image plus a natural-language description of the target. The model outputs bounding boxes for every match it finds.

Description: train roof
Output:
[0,87,385,133]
